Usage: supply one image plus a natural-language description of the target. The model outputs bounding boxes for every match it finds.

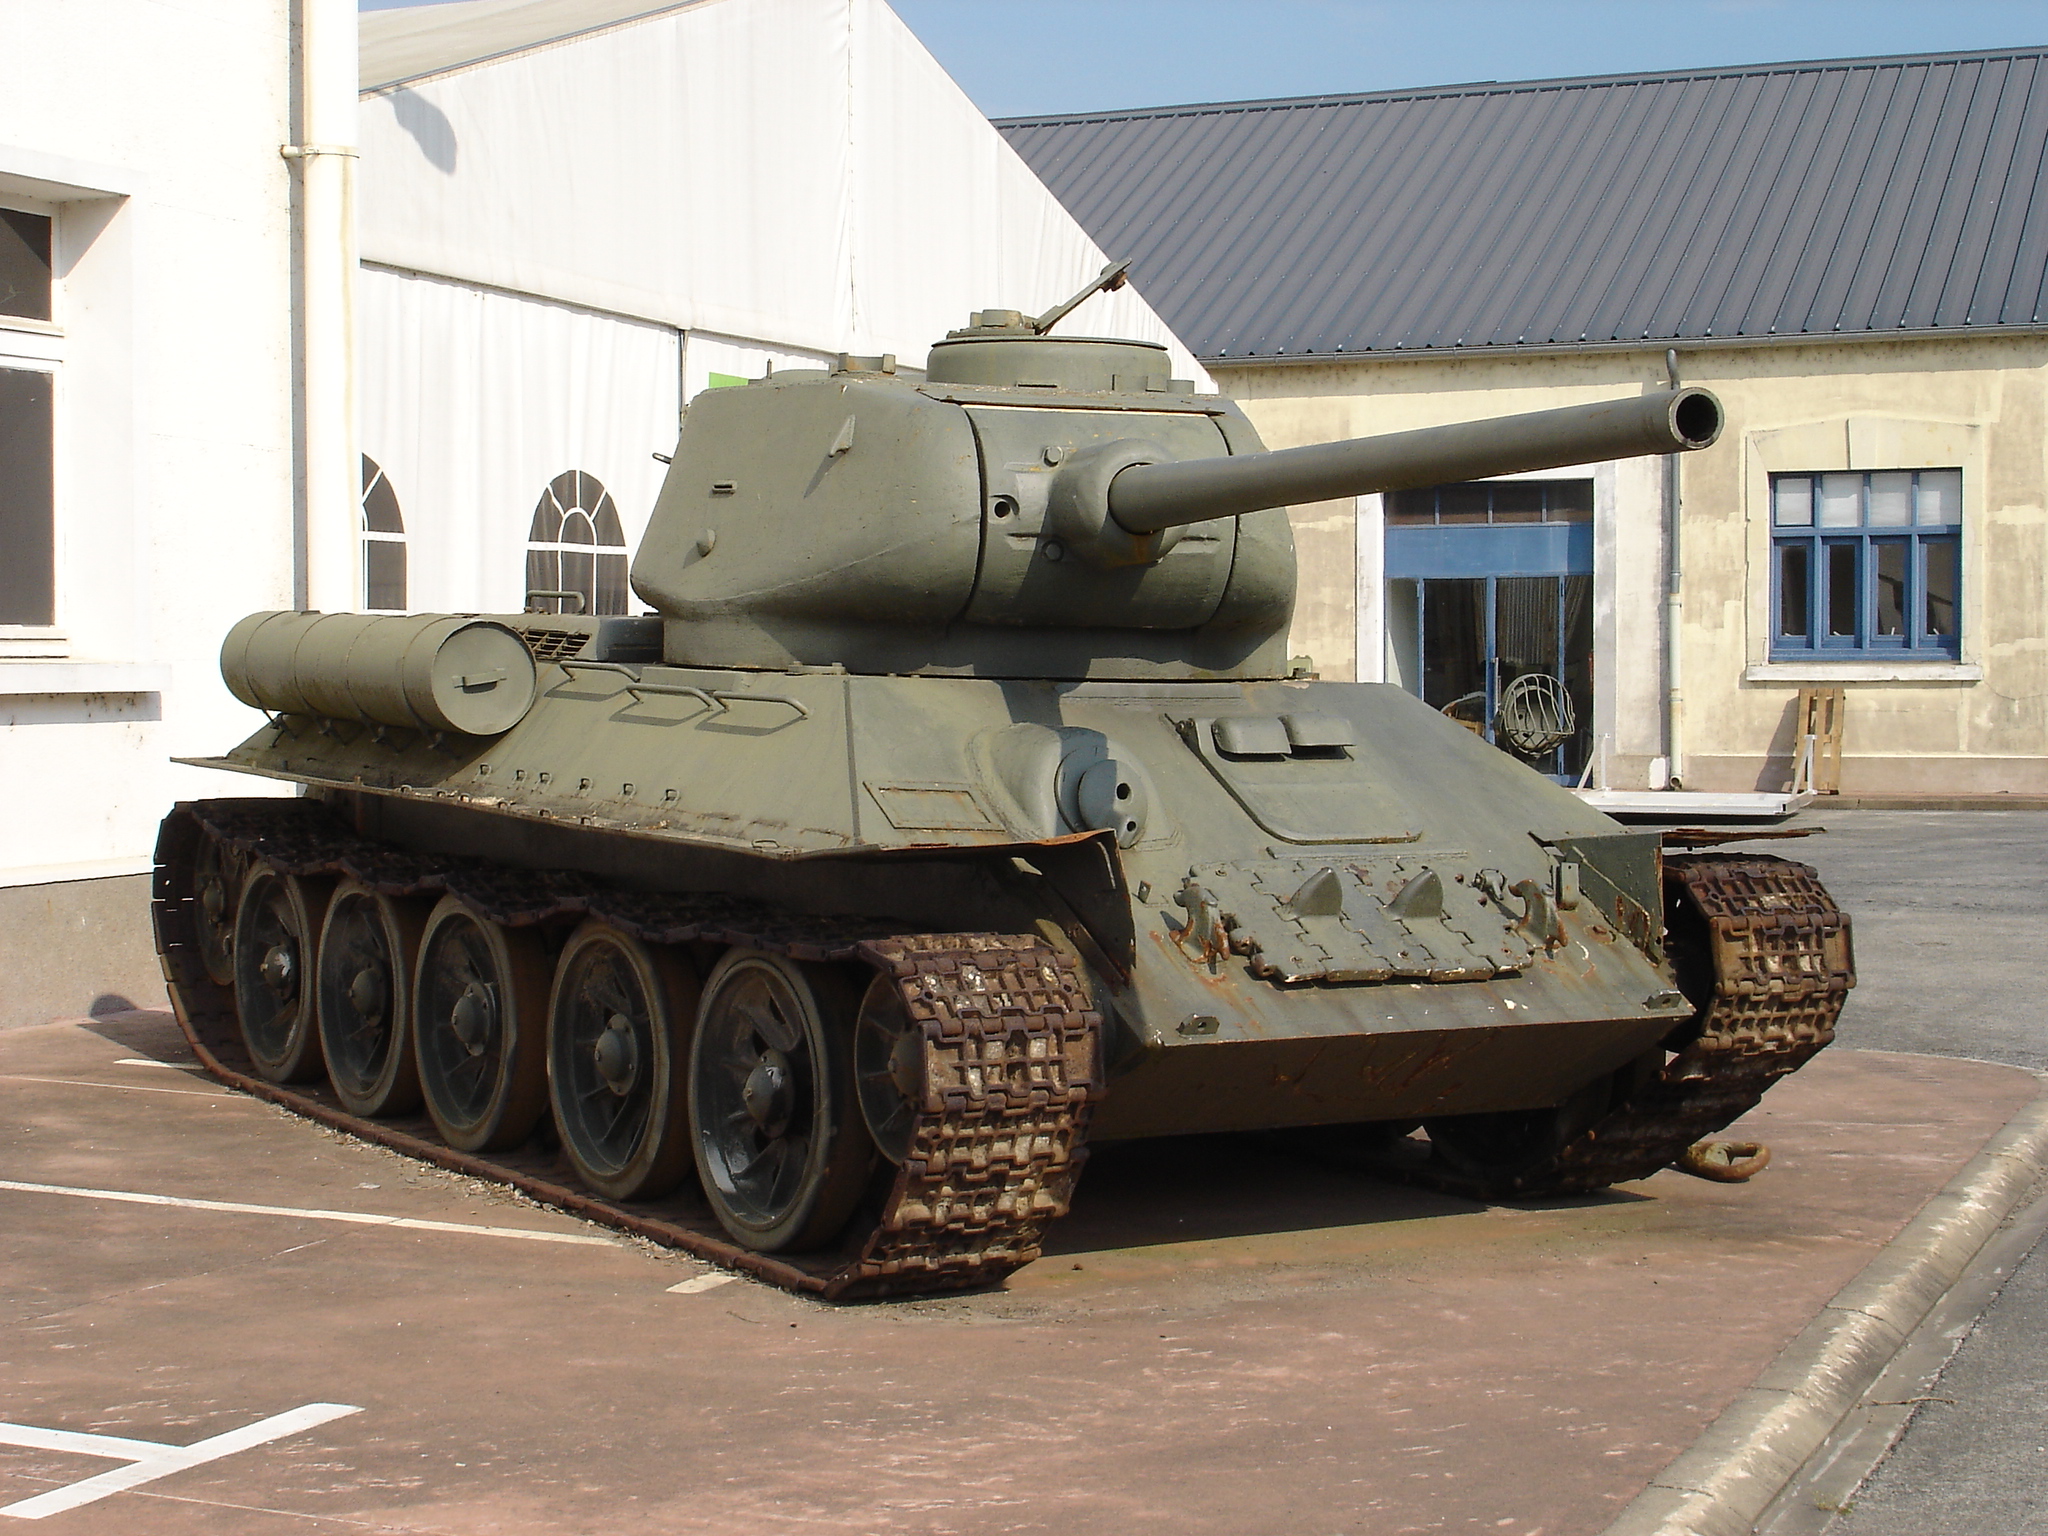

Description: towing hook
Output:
[1172,871,1232,970]
[1672,1139,1772,1182]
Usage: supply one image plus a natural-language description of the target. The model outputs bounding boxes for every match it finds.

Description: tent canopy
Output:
[358,0,1206,377]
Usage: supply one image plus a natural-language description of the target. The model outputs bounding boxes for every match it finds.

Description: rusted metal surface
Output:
[1326,854,1852,1197]
[838,935,1098,1297]
[1675,1139,1772,1182]
[1192,854,1535,983]
[1398,853,1853,1199]
[152,799,1099,1300]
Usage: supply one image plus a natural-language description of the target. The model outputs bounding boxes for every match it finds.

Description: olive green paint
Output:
[186,303,1725,1139]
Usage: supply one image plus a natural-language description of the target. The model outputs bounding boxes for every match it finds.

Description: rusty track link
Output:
[151,798,1099,1300]
[1443,852,1854,1199]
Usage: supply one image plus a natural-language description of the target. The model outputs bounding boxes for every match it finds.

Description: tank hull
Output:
[206,788,1676,1142]
[187,651,1695,1141]
[154,787,1850,1297]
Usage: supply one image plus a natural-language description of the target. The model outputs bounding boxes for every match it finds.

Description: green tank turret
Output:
[153,264,1851,1299]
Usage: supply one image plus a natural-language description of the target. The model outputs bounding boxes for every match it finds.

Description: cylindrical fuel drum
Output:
[221,611,539,737]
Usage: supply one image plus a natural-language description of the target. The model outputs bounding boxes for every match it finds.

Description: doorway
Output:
[1383,480,1595,782]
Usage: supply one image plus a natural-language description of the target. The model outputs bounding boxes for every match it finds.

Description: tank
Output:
[152,265,1854,1298]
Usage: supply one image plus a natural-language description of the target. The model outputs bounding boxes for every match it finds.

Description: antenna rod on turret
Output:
[1030,259,1131,335]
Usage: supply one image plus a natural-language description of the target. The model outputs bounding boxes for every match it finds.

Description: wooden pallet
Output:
[1795,687,1845,795]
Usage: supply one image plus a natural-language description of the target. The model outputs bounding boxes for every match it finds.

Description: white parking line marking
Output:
[113,1059,200,1071]
[0,1402,361,1519]
[0,1425,170,1461]
[0,1074,227,1098]
[666,1272,737,1294]
[0,1180,616,1247]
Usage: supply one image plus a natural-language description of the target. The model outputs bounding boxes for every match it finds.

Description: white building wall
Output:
[355,0,1212,626]
[356,0,1206,383]
[682,332,833,408]
[359,266,681,615]
[0,0,327,1026]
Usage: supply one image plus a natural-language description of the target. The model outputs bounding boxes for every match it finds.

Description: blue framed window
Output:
[1770,470,1960,658]
[1385,480,1596,781]
[1384,478,1594,582]
[1386,479,1593,526]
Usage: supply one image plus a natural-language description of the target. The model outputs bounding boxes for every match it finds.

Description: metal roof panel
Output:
[998,47,2048,357]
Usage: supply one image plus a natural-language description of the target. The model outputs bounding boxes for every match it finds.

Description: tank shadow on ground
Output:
[1042,1130,1648,1256]
[80,1009,198,1059]
[79,1009,1646,1268]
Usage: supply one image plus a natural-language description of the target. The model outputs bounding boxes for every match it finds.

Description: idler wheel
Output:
[412,895,549,1152]
[546,921,699,1202]
[315,880,427,1118]
[230,866,333,1084]
[688,950,873,1252]
[853,973,925,1165]
[192,831,249,987]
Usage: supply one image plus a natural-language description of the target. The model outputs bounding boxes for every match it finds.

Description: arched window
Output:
[526,470,628,615]
[361,455,407,612]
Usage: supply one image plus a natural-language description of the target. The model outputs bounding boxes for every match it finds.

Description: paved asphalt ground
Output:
[0,808,2039,1534]
[1737,811,2048,1535]
[14,1013,2029,1535]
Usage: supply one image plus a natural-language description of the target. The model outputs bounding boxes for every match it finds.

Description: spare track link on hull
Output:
[1445,851,1853,1200]
[151,798,1100,1301]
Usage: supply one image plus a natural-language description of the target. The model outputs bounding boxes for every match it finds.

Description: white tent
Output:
[357,0,1205,618]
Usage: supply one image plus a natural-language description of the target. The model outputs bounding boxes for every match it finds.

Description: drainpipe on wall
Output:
[1662,347,1685,790]
[283,0,359,613]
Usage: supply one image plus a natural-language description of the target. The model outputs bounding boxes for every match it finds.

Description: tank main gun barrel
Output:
[1106,387,1723,535]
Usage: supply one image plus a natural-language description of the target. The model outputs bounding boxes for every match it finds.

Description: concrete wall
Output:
[1214,334,2048,796]
[0,1,307,1025]
[0,875,165,1030]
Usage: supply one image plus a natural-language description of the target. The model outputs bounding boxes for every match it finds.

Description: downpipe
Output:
[284,0,360,613]
[1663,348,1685,791]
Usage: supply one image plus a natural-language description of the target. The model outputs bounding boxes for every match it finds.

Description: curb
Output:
[1600,1078,2048,1536]
[1817,795,2048,812]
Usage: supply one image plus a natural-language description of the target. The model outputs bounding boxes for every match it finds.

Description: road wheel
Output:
[413,895,549,1152]
[548,922,698,1202]
[316,881,426,1117]
[688,949,873,1252]
[231,865,332,1083]
[193,831,248,987]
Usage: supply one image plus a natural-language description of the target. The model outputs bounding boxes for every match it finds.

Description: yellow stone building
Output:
[1005,48,2048,796]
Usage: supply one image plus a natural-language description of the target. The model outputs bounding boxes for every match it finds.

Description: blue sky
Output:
[360,1,2048,119]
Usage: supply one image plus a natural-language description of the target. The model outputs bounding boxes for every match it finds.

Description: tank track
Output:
[152,798,1100,1301]
[1428,852,1854,1199]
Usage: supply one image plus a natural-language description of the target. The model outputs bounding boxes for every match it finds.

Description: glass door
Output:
[1390,575,1592,780]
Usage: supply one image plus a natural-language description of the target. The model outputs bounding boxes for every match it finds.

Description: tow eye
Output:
[1673,1139,1772,1182]
[1510,878,1566,952]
